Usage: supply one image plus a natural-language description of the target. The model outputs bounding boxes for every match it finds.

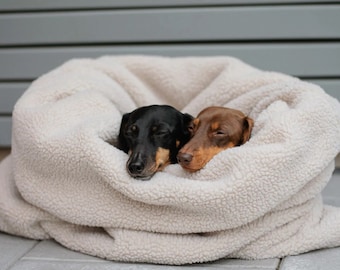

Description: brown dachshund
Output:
[177,106,253,172]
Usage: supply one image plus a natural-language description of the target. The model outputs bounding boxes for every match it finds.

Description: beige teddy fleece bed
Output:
[0,56,340,265]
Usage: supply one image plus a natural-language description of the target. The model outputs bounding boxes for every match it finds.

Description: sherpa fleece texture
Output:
[0,56,340,265]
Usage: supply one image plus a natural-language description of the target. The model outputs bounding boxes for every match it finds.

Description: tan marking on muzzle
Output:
[182,142,236,172]
[155,147,170,171]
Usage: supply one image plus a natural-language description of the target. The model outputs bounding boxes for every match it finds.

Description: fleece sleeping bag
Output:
[0,55,340,265]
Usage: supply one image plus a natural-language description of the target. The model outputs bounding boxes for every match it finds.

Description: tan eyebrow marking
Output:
[211,122,219,130]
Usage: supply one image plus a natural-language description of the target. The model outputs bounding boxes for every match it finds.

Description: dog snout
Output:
[177,152,193,165]
[127,152,146,175]
[128,160,145,174]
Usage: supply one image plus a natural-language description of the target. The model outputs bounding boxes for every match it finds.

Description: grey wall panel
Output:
[1,43,339,80]
[0,83,29,114]
[1,1,339,147]
[308,79,340,101]
[0,117,12,147]
[1,6,339,46]
[1,0,340,11]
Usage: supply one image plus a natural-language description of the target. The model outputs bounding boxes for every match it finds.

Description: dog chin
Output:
[180,165,201,173]
[131,174,154,181]
[180,160,209,172]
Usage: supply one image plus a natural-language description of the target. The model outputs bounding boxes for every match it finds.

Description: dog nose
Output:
[128,161,145,174]
[177,152,193,165]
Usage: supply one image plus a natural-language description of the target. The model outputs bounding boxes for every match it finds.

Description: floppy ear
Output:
[241,116,254,144]
[117,113,131,153]
[180,112,194,142]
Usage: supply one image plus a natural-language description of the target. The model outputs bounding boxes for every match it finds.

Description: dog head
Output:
[118,105,193,180]
[177,106,253,172]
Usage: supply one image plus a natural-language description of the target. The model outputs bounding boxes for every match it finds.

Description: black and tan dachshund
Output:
[118,105,193,180]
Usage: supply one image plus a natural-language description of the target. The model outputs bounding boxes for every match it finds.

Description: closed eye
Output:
[214,130,228,136]
[154,130,170,137]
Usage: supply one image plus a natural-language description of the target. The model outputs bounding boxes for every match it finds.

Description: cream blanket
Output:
[1,56,340,265]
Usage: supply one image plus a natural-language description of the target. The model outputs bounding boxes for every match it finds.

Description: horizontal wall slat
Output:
[0,43,339,80]
[1,0,340,11]
[0,80,338,147]
[1,6,339,46]
[0,117,12,147]
[0,83,30,113]
[307,79,340,101]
